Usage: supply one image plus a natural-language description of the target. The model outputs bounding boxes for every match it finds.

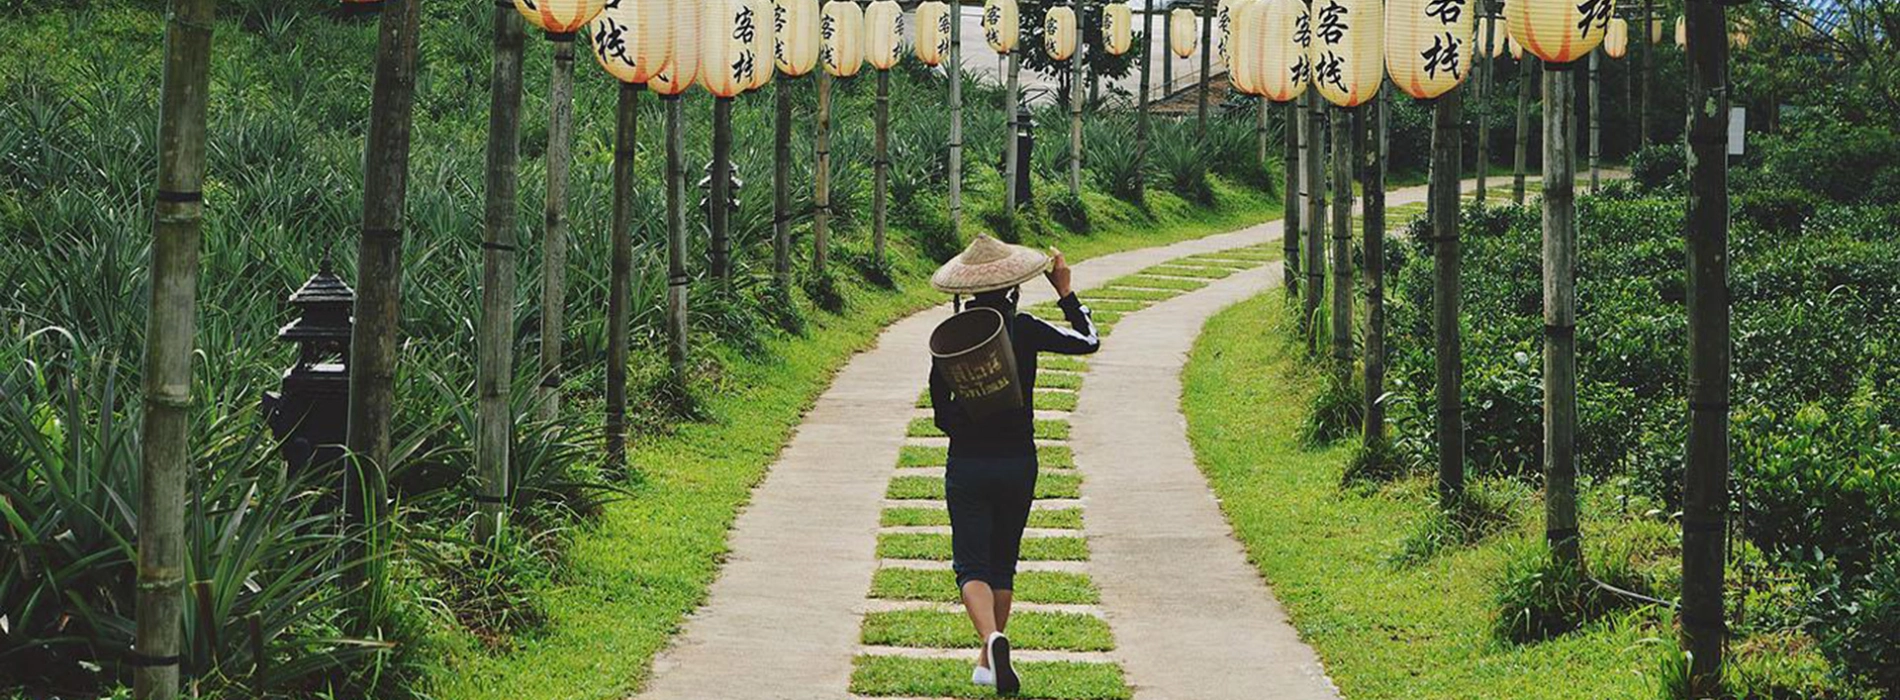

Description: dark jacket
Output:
[930,293,1100,458]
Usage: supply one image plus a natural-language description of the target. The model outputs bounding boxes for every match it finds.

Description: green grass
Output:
[1086,287,1179,302]
[1037,391,1079,412]
[896,445,1074,469]
[1178,293,1659,699]
[908,418,1071,440]
[880,507,1083,530]
[1040,356,1093,372]
[1143,265,1236,279]
[868,568,1102,604]
[1105,274,1208,291]
[1169,257,1259,270]
[884,472,1083,500]
[1037,372,1085,391]
[876,533,1091,561]
[861,610,1115,651]
[850,655,1130,699]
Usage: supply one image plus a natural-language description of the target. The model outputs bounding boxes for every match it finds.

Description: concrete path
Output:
[630,175,1545,700]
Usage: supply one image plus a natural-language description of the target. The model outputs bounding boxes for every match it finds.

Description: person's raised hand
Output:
[1046,247,1072,298]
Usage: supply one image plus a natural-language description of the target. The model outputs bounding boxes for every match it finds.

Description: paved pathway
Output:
[631,176,1549,700]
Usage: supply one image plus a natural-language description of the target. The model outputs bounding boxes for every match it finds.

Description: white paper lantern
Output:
[1309,0,1385,107]
[1258,0,1311,102]
[822,0,864,78]
[1103,2,1134,56]
[1504,0,1614,65]
[1674,16,1685,47]
[649,0,702,96]
[774,0,821,77]
[1170,7,1198,58]
[702,0,765,97]
[1649,16,1664,43]
[1507,32,1522,59]
[589,0,668,84]
[1045,6,1078,61]
[516,0,609,35]
[744,0,774,90]
[1604,17,1628,58]
[983,0,1020,54]
[1217,0,1255,63]
[1387,0,1472,100]
[916,1,951,66]
[1229,1,1263,95]
[866,0,903,70]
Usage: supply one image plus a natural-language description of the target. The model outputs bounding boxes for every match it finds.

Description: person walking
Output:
[926,235,1100,694]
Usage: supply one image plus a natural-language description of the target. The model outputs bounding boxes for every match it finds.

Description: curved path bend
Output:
[632,178,1527,700]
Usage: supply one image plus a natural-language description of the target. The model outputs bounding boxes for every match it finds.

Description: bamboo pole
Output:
[605,83,638,472]
[345,0,423,631]
[1302,91,1327,350]
[1135,2,1154,204]
[1004,50,1021,213]
[477,3,526,541]
[1257,100,1269,181]
[1431,90,1464,502]
[1589,51,1601,192]
[664,95,690,384]
[815,71,833,270]
[1512,54,1533,205]
[1284,101,1301,298]
[1162,7,1173,94]
[711,97,733,284]
[1680,0,1732,690]
[1541,65,1582,571]
[1639,0,1652,147]
[1068,0,1084,199]
[1197,3,1211,135]
[950,1,965,234]
[1474,9,1490,202]
[875,69,891,266]
[1363,94,1386,445]
[136,0,214,696]
[1330,108,1354,381]
[537,33,579,424]
[774,76,795,287]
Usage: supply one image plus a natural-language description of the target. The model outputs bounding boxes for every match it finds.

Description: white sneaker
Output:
[972,663,995,686]
[987,632,1020,695]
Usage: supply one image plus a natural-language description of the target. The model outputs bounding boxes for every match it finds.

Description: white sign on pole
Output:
[1727,106,1747,156]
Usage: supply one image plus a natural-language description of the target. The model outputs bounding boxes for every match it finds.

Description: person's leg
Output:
[989,457,1037,638]
[947,458,999,667]
[960,580,1000,667]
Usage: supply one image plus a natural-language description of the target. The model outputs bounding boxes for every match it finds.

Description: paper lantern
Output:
[1258,0,1311,102]
[1674,16,1685,47]
[589,0,668,84]
[866,0,902,70]
[1309,0,1384,108]
[1045,7,1078,61]
[1488,16,1507,56]
[916,1,951,66]
[1650,16,1664,43]
[1217,0,1255,63]
[1386,0,1473,100]
[1229,1,1263,95]
[1507,32,1522,59]
[1604,17,1628,58]
[1170,7,1198,58]
[1730,15,1751,49]
[822,0,864,78]
[774,0,820,77]
[1503,0,1614,65]
[516,0,609,35]
[1104,3,1134,56]
[744,0,774,90]
[649,1,703,95]
[983,0,1020,54]
[702,0,764,97]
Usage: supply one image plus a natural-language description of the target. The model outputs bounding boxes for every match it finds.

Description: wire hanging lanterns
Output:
[1386,0,1473,100]
[1309,0,1386,107]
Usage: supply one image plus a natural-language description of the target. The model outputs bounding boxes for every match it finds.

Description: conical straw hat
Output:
[930,235,1053,295]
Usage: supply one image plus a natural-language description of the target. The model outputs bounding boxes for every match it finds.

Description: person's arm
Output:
[1031,248,1101,355]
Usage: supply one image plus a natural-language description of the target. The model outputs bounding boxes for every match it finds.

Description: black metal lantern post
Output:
[263,258,354,484]
[1014,101,1036,208]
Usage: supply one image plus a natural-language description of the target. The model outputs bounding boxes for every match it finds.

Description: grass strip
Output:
[880,506,1083,529]
[1086,287,1178,302]
[1107,274,1207,291]
[885,472,1082,500]
[1038,372,1084,391]
[876,533,1090,561]
[908,418,1071,441]
[1144,265,1235,279]
[862,610,1115,651]
[896,445,1074,469]
[869,568,1102,604]
[850,655,1130,699]
[1040,356,1092,372]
